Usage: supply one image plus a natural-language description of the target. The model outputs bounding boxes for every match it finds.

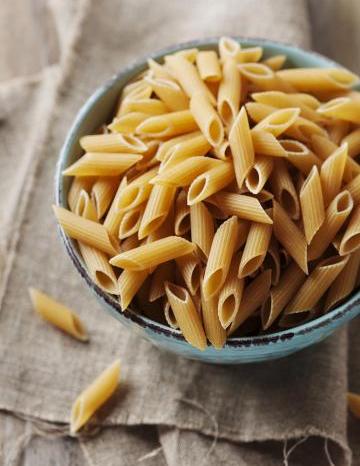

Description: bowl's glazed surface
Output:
[56,37,360,364]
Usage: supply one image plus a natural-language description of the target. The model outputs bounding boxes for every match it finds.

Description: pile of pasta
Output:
[54,37,360,350]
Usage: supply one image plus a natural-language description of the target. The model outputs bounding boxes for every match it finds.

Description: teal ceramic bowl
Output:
[55,37,360,364]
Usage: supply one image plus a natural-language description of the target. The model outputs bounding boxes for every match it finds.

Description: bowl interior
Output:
[56,37,360,348]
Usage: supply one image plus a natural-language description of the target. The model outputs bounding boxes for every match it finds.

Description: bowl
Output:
[55,37,360,364]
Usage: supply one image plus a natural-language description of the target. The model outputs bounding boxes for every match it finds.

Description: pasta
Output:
[110,236,195,270]
[300,166,325,244]
[29,288,88,341]
[70,360,120,434]
[165,282,207,350]
[347,393,360,418]
[203,216,239,298]
[229,107,255,188]
[59,40,360,349]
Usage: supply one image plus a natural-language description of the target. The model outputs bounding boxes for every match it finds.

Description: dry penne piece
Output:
[80,133,147,153]
[262,54,286,71]
[262,238,281,285]
[196,50,222,82]
[273,201,308,273]
[245,155,274,194]
[238,221,272,278]
[108,113,149,133]
[217,59,241,126]
[219,36,240,61]
[201,284,226,349]
[110,236,195,270]
[29,288,88,342]
[253,107,300,137]
[103,176,128,236]
[70,360,120,434]
[119,98,169,116]
[161,132,211,169]
[165,282,207,350]
[91,176,120,219]
[118,268,150,309]
[342,128,360,158]
[67,177,95,212]
[277,68,359,92]
[324,249,360,311]
[149,262,175,302]
[217,256,244,329]
[236,47,263,64]
[136,110,198,138]
[347,393,360,418]
[327,120,350,146]
[115,167,158,212]
[145,76,189,111]
[147,58,174,80]
[174,190,190,235]
[190,201,214,261]
[308,190,354,260]
[75,190,97,221]
[53,205,119,256]
[156,132,200,161]
[176,252,202,295]
[251,130,288,157]
[279,139,321,175]
[63,153,141,177]
[212,140,232,160]
[203,216,239,298]
[320,143,348,206]
[318,97,360,124]
[210,192,272,224]
[238,63,293,92]
[270,159,299,219]
[118,204,144,239]
[190,91,224,146]
[120,79,152,101]
[174,47,199,63]
[187,161,234,205]
[229,107,255,188]
[339,205,360,255]
[163,299,179,329]
[345,173,360,204]
[228,269,272,335]
[300,166,325,243]
[261,262,306,330]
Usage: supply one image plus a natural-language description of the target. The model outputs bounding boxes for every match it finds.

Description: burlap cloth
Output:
[0,1,360,465]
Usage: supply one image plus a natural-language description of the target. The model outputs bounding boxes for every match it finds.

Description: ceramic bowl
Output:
[55,37,360,364]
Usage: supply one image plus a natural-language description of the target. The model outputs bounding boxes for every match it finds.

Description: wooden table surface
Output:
[1,0,359,464]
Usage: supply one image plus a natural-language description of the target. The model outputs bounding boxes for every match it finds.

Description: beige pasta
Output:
[218,36,240,61]
[261,262,306,330]
[238,222,272,278]
[320,143,348,206]
[300,166,325,244]
[284,255,349,317]
[118,204,144,239]
[174,47,199,63]
[339,205,360,255]
[149,262,174,302]
[308,190,354,260]
[279,139,321,175]
[70,360,120,434]
[108,113,149,133]
[212,140,232,160]
[201,284,226,349]
[229,107,255,188]
[80,133,147,153]
[245,101,274,122]
[273,200,308,273]
[324,249,360,311]
[119,98,169,116]
[253,107,300,137]
[161,132,211,169]
[91,176,120,219]
[277,68,359,92]
[262,54,287,71]
[63,153,141,177]
[29,288,88,342]
[318,97,360,124]
[155,132,199,161]
[217,59,241,125]
[236,46,263,64]
[176,252,202,295]
[203,216,239,298]
[147,58,174,79]
[110,236,195,270]
[67,177,95,212]
[165,282,207,350]
[285,115,327,143]
[217,256,244,329]
[75,190,97,221]
[196,50,222,82]
[120,79,152,102]
[245,155,274,194]
[342,128,360,158]
[190,201,214,260]
[165,54,216,104]
[103,176,128,236]
[238,63,294,92]
[210,192,272,224]
[163,299,179,329]
[251,130,288,157]
[311,133,338,159]
[118,268,150,309]
[145,76,189,112]
[328,120,350,146]
[190,91,224,146]
[53,205,119,256]
[262,238,281,285]
[348,393,360,418]
[345,173,360,203]
[187,161,234,205]
[115,167,158,212]
[136,110,198,138]
[228,269,272,335]
[270,159,299,219]
[174,190,190,235]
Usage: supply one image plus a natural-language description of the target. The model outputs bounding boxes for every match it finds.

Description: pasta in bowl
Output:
[55,37,360,364]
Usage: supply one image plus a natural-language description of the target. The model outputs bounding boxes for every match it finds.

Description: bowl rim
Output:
[55,36,360,348]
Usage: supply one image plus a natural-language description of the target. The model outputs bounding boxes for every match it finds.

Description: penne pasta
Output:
[63,153,141,177]
[342,128,360,158]
[270,159,300,219]
[163,299,179,329]
[285,115,327,143]
[253,107,300,137]
[196,50,222,82]
[176,252,202,295]
[118,204,144,239]
[245,155,273,194]
[120,233,139,252]
[53,205,119,256]
[161,132,211,169]
[261,238,281,285]
[68,177,95,212]
[277,68,359,92]
[149,262,175,302]
[261,262,306,330]
[187,161,234,205]
[279,139,321,175]
[300,166,325,243]
[308,190,354,260]
[80,133,147,153]
[174,190,190,235]
[212,140,232,160]
[217,59,241,125]
[238,63,294,92]
[108,112,149,133]
[70,360,120,434]
[201,284,226,349]
[348,393,360,418]
[174,48,199,63]
[228,269,272,335]
[324,249,360,311]
[229,107,255,188]
[190,201,214,261]
[345,173,360,204]
[210,191,272,224]
[110,236,195,270]
[29,288,88,342]
[238,221,272,278]
[91,176,120,219]
[327,119,350,146]
[136,110,198,138]
[318,97,360,124]
[236,46,263,64]
[103,176,128,236]
[119,98,169,116]
[339,205,360,255]
[320,143,348,206]
[217,256,244,329]
[145,76,189,111]
[273,201,308,273]
[251,130,288,157]
[147,58,174,80]
[190,91,224,146]
[121,79,152,102]
[75,190,97,221]
[155,132,200,161]
[165,282,207,350]
[115,167,158,212]
[118,268,150,309]
[262,54,287,71]
[203,216,239,298]
[219,36,240,61]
